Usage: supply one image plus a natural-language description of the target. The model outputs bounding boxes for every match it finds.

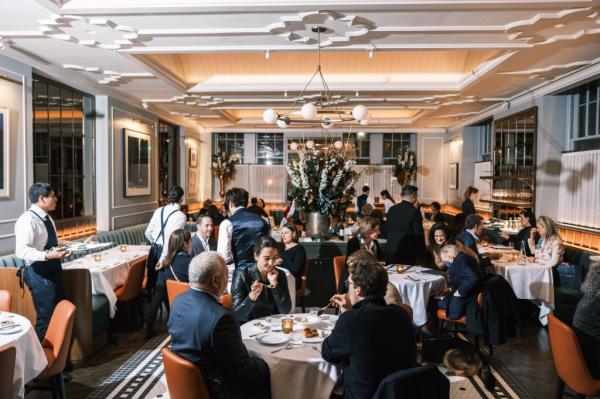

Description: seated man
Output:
[456,214,495,273]
[232,236,292,323]
[436,244,480,320]
[322,260,417,399]
[167,251,271,399]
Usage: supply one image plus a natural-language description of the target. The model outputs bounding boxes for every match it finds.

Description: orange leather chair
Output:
[115,259,146,330]
[0,346,16,399]
[0,289,11,312]
[221,294,232,311]
[162,347,210,399]
[333,256,346,293]
[166,280,190,307]
[296,261,309,312]
[30,300,76,399]
[548,314,600,398]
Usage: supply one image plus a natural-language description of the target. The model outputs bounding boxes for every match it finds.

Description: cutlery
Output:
[317,302,334,316]
[248,330,268,337]
[312,345,322,354]
[385,264,395,270]
[271,342,293,353]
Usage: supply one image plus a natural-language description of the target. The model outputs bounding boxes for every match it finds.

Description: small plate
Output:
[303,331,329,343]
[255,332,289,346]
[251,321,270,331]
[0,325,22,335]
[293,315,321,327]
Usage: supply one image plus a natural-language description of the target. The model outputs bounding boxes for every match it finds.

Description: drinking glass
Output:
[120,244,127,252]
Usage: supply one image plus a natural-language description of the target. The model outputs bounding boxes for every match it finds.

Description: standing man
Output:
[217,188,269,281]
[145,186,187,292]
[355,185,371,218]
[385,185,425,265]
[190,215,217,257]
[15,183,71,339]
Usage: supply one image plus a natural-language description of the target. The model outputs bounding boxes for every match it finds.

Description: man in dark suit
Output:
[168,251,270,399]
[456,214,494,272]
[437,244,480,319]
[355,185,370,217]
[322,260,417,399]
[190,215,217,257]
[385,185,425,265]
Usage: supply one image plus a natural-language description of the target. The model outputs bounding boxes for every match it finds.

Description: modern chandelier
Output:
[262,26,371,130]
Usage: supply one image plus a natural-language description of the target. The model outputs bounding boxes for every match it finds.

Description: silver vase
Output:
[306,212,329,240]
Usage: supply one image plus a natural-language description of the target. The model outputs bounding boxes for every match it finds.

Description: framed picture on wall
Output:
[0,108,9,198]
[188,169,198,196]
[189,148,198,167]
[449,162,459,189]
[124,128,151,197]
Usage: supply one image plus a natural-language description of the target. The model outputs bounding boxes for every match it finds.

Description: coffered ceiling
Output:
[1,0,600,130]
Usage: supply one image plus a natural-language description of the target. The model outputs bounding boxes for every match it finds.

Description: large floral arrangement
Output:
[393,147,417,187]
[286,146,359,215]
[211,152,240,179]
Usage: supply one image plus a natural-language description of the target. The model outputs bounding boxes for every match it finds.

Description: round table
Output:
[0,312,47,399]
[387,266,447,326]
[241,313,341,399]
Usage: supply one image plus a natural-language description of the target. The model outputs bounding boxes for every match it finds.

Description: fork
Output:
[271,341,293,354]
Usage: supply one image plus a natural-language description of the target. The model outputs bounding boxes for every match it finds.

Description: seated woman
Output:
[573,263,600,379]
[527,216,564,268]
[501,211,536,256]
[428,223,450,270]
[277,223,306,289]
[144,228,192,338]
[430,201,445,223]
[232,236,292,323]
[436,244,479,320]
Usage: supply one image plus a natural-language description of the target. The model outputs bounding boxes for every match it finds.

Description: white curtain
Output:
[249,165,287,202]
[379,166,403,201]
[557,149,600,229]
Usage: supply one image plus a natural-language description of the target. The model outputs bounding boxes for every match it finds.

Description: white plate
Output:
[302,331,329,343]
[293,315,322,327]
[0,325,22,335]
[255,332,289,346]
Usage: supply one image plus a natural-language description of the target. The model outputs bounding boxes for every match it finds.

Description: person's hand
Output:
[249,280,264,302]
[267,268,279,287]
[500,232,509,239]
[530,228,537,239]
[434,288,450,298]
[46,249,69,260]
[329,294,352,313]
[155,260,163,270]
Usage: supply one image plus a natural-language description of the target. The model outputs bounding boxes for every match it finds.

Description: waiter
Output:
[14,183,71,340]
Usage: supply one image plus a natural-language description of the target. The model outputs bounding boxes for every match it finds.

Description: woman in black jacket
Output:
[461,186,479,216]
[277,223,306,289]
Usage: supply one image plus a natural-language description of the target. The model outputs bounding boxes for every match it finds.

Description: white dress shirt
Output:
[217,212,235,265]
[14,204,67,265]
[196,232,211,252]
[145,203,187,262]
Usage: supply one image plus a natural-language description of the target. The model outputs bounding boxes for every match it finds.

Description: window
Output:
[474,119,492,162]
[382,133,416,165]
[256,133,283,165]
[32,75,95,221]
[569,79,600,151]
[214,133,244,162]
[344,132,370,165]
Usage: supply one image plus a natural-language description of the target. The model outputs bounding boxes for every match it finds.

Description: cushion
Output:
[91,294,110,336]
[0,255,25,268]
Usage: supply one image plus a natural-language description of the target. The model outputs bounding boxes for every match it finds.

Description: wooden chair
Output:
[114,258,146,330]
[28,300,77,399]
[0,289,11,312]
[162,347,210,399]
[166,280,190,307]
[548,314,600,398]
[295,261,309,312]
[0,346,16,399]
[333,256,347,293]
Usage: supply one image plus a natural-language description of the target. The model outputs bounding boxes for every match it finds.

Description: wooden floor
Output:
[26,314,561,399]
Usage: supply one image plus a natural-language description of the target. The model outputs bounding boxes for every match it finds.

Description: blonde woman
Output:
[527,216,564,268]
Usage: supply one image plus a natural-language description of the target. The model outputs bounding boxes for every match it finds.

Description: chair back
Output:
[548,314,600,396]
[373,364,449,399]
[42,300,77,377]
[0,289,11,312]
[166,280,190,307]
[333,256,346,293]
[116,259,146,301]
[296,261,309,298]
[162,347,211,399]
[399,303,413,322]
[221,293,232,311]
[0,346,16,399]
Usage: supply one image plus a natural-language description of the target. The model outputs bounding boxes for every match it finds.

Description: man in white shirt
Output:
[15,183,71,339]
[190,215,217,257]
[144,186,187,291]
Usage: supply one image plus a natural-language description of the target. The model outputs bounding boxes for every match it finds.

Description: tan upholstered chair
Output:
[333,256,346,293]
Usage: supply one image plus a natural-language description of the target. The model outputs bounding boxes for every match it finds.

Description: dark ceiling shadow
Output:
[539,159,562,176]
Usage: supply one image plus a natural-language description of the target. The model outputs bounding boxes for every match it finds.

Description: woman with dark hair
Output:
[232,236,292,323]
[461,186,479,216]
[380,189,395,213]
[276,223,306,288]
[428,223,451,270]
[502,210,536,256]
[206,204,224,226]
[144,228,192,338]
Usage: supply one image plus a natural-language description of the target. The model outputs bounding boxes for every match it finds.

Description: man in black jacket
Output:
[322,260,417,399]
[385,185,425,264]
[168,251,271,399]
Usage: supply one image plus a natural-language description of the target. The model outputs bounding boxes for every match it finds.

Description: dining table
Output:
[0,312,48,399]
[62,245,150,318]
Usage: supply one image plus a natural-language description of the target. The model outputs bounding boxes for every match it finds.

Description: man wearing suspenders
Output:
[14,183,73,340]
[144,186,187,294]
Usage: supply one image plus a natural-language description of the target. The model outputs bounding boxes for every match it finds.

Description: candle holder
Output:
[120,244,127,252]
[94,254,102,262]
[396,265,407,273]
[281,318,294,334]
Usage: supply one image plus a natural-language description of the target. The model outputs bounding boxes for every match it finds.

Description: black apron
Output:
[28,210,63,278]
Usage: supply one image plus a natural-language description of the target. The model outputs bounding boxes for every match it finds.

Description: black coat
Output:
[167,290,270,399]
[321,298,417,399]
[444,252,480,320]
[506,227,533,257]
[281,244,306,289]
[385,200,425,264]
[372,364,450,399]
[162,252,191,283]
[461,199,476,216]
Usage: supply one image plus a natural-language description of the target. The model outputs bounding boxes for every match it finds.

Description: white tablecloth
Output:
[63,245,150,318]
[388,266,447,327]
[0,312,47,399]
[227,266,296,310]
[492,259,554,325]
[241,313,340,399]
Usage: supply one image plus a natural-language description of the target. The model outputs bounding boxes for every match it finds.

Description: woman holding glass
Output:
[527,216,564,268]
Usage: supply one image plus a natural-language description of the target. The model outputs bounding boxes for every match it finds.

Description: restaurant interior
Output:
[0,0,600,398]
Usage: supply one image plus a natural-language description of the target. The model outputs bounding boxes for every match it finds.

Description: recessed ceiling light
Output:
[86,30,97,34]
[553,24,565,29]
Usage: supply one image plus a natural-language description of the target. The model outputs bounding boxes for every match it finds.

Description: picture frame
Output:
[0,108,9,198]
[189,147,198,167]
[123,128,151,197]
[449,162,459,189]
[188,168,198,196]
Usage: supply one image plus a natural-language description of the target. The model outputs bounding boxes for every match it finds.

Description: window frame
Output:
[256,133,284,165]
[382,133,416,165]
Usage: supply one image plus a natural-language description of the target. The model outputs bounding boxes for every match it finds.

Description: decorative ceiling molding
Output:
[497,57,600,80]
[38,14,142,49]
[63,63,153,85]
